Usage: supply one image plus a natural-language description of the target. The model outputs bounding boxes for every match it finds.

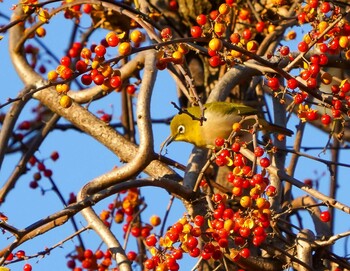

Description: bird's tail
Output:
[263,121,294,136]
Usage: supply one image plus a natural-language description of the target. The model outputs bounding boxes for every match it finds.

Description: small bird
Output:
[164,102,293,148]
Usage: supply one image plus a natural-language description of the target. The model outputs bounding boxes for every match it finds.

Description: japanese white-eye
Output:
[165,102,293,148]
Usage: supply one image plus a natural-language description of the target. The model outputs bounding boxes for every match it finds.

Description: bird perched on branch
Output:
[164,102,293,148]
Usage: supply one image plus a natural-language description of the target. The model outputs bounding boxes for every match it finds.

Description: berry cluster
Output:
[47,28,144,108]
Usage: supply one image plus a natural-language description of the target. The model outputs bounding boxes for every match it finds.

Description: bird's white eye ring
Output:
[177,125,185,134]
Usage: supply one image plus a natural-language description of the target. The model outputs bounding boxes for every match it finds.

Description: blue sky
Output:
[1,2,350,271]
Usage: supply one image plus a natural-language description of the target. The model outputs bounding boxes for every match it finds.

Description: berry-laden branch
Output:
[240,147,350,215]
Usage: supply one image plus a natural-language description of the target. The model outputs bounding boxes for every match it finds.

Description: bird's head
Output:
[162,113,205,148]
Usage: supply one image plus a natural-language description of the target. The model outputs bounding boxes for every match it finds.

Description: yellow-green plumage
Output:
[169,102,293,148]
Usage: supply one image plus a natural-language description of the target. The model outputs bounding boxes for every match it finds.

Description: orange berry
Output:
[268,24,275,33]
[172,51,184,64]
[255,197,267,209]
[339,36,349,48]
[177,43,189,54]
[318,21,328,33]
[246,40,259,52]
[36,26,46,37]
[130,30,144,43]
[118,42,132,56]
[214,23,226,36]
[81,47,92,59]
[232,122,241,132]
[150,215,161,226]
[47,70,58,81]
[240,196,252,208]
[59,95,72,108]
[218,3,230,15]
[209,38,223,51]
[56,83,70,94]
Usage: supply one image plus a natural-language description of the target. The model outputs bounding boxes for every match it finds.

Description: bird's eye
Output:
[177,125,185,134]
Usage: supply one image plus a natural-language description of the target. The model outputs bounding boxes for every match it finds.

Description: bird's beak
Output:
[159,134,176,155]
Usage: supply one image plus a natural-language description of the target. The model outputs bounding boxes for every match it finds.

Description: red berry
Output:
[287,78,298,89]
[265,185,277,197]
[190,26,202,38]
[300,70,311,80]
[298,41,308,52]
[280,46,290,56]
[298,12,307,24]
[60,56,71,67]
[239,248,250,258]
[110,76,122,89]
[168,0,178,11]
[231,142,241,152]
[242,28,252,40]
[94,45,106,57]
[50,151,59,161]
[167,231,179,242]
[196,14,207,26]
[215,137,225,147]
[81,74,92,85]
[309,63,320,77]
[82,4,92,13]
[254,146,264,157]
[209,55,221,67]
[255,21,265,32]
[160,28,172,39]
[43,169,52,177]
[239,227,250,238]
[186,236,198,250]
[127,251,137,261]
[306,77,317,89]
[254,226,265,236]
[209,10,220,21]
[23,263,32,271]
[60,67,73,80]
[194,215,204,226]
[75,60,88,73]
[332,109,341,118]
[6,253,14,261]
[320,210,331,222]
[333,100,342,110]
[267,77,280,91]
[310,54,320,64]
[230,33,240,44]
[318,43,328,53]
[93,74,105,85]
[320,114,331,125]
[172,248,183,260]
[309,0,318,9]
[145,235,157,246]
[259,157,270,168]
[144,258,155,269]
[328,38,339,50]
[67,259,76,268]
[307,110,318,121]
[131,226,141,237]
[126,85,136,95]
[189,247,200,257]
[106,32,120,47]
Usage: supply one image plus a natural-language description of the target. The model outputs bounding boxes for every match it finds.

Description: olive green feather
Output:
[168,102,293,148]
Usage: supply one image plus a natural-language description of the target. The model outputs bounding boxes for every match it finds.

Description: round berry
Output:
[190,26,202,38]
[260,157,270,168]
[320,210,331,222]
[94,45,106,57]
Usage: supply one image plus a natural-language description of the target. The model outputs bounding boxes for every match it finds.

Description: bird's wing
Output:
[205,102,259,116]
